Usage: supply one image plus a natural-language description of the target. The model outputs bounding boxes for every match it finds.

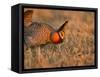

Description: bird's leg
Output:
[24,47,33,68]
[58,44,61,52]
[36,46,41,64]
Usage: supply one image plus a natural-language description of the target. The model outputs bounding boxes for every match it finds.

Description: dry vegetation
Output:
[24,8,95,69]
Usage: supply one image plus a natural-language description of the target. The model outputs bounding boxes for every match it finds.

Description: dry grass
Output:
[24,9,95,69]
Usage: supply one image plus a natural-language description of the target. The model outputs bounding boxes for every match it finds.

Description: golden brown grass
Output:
[24,9,95,69]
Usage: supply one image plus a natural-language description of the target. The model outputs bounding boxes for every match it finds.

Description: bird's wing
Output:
[24,22,54,47]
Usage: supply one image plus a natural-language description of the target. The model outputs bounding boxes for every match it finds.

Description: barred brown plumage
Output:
[24,10,68,49]
[24,22,54,47]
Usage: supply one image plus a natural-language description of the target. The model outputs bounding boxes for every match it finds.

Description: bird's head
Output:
[50,21,68,44]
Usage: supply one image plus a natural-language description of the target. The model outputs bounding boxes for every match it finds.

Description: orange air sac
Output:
[51,32,61,44]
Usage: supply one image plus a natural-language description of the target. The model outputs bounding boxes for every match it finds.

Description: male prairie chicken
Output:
[24,10,68,48]
[24,10,68,67]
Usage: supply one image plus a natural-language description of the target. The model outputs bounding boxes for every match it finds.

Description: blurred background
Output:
[24,8,95,69]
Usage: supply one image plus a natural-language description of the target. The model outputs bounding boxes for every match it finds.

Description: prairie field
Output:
[24,8,95,69]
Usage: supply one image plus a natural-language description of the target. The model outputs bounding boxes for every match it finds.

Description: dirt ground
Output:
[24,8,95,69]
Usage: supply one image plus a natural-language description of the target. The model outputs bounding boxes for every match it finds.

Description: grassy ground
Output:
[24,9,95,69]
